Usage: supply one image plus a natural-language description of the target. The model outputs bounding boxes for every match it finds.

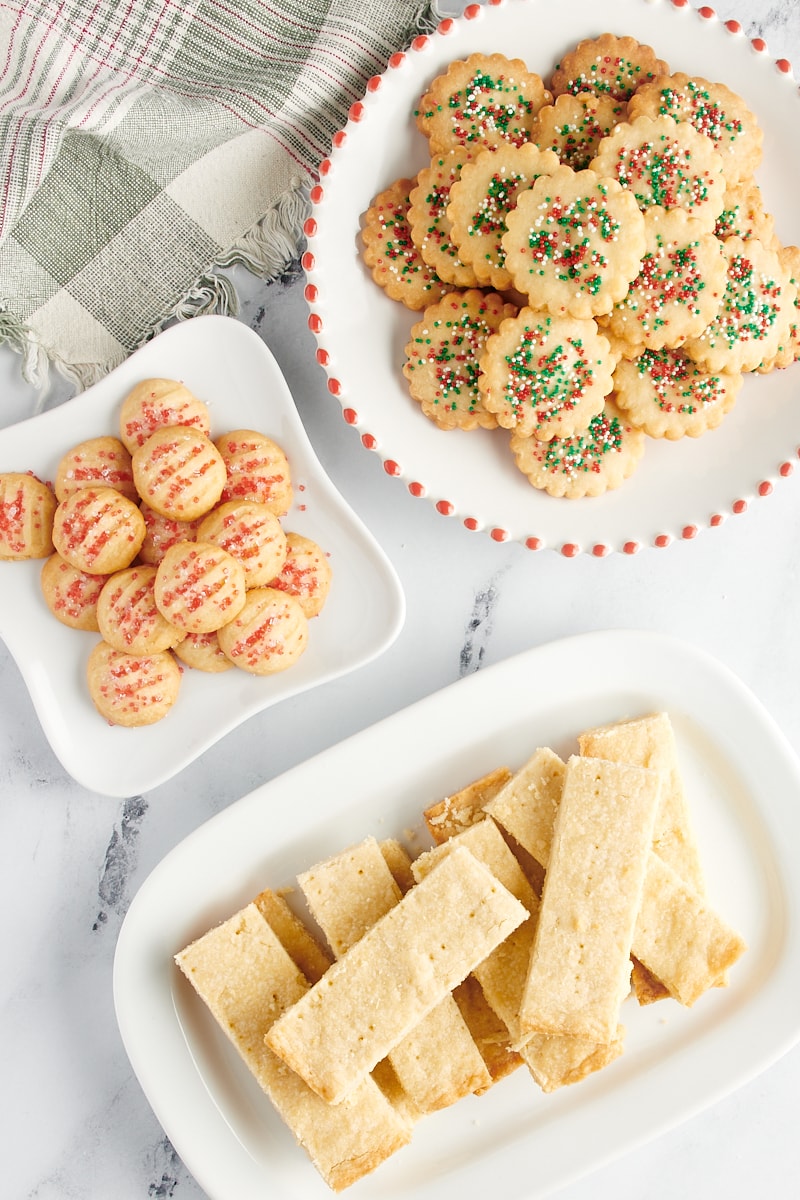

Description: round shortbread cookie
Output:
[119,378,210,453]
[683,236,798,373]
[86,641,181,727]
[97,565,184,655]
[613,347,742,438]
[132,426,227,522]
[217,587,308,675]
[531,93,629,172]
[197,500,288,587]
[154,540,247,634]
[756,243,800,373]
[0,472,57,560]
[509,398,645,497]
[478,309,615,440]
[408,148,481,288]
[416,53,551,153]
[589,114,726,232]
[501,167,647,319]
[54,436,136,503]
[403,289,518,431]
[550,34,670,102]
[268,532,332,618]
[40,553,109,631]
[137,503,201,565]
[600,207,727,351]
[361,178,451,311]
[446,144,561,291]
[714,178,777,247]
[173,630,233,673]
[52,486,146,574]
[215,429,293,515]
[627,72,763,184]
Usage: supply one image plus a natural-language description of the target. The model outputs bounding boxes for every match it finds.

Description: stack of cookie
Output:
[362,35,799,498]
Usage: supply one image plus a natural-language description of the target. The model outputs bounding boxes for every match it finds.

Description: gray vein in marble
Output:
[93,794,148,932]
[147,1135,186,1198]
[459,578,501,677]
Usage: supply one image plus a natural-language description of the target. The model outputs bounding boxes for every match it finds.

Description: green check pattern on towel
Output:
[0,0,434,386]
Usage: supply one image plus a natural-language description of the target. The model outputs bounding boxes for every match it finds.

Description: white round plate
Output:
[304,0,800,556]
[0,316,405,796]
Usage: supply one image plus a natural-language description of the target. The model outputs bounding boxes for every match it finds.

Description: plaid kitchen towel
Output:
[0,0,435,389]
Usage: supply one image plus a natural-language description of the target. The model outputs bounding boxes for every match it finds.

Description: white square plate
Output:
[114,630,800,1199]
[0,315,405,796]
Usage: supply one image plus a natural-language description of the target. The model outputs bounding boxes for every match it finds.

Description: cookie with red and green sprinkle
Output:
[589,114,726,232]
[714,178,777,247]
[478,308,615,441]
[613,346,742,439]
[756,243,800,373]
[550,34,669,103]
[415,53,551,154]
[600,207,727,351]
[408,148,482,288]
[531,92,629,172]
[361,177,451,310]
[627,72,762,184]
[684,236,798,373]
[446,144,561,292]
[501,166,647,319]
[509,398,645,498]
[403,289,517,431]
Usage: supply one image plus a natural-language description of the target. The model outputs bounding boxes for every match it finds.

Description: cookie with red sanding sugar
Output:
[714,178,777,247]
[361,177,451,311]
[173,630,232,673]
[627,73,762,184]
[613,347,742,439]
[132,426,227,522]
[217,587,308,675]
[40,552,109,631]
[446,144,561,292]
[531,93,629,172]
[54,436,137,503]
[52,486,146,575]
[268,532,332,618]
[118,378,210,454]
[196,500,288,588]
[684,236,798,374]
[154,540,247,634]
[756,244,800,373]
[509,398,645,498]
[0,472,56,560]
[550,34,669,103]
[97,564,184,656]
[501,166,647,319]
[589,114,726,232]
[403,289,517,431]
[415,53,551,154]
[86,641,181,727]
[408,148,481,288]
[137,504,201,566]
[214,429,293,516]
[600,207,727,352]
[478,309,615,441]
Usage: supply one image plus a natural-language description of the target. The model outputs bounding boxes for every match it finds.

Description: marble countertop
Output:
[2,1,800,1196]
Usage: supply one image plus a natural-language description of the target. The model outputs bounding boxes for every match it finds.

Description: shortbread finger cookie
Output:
[137,504,201,565]
[0,472,57,560]
[447,144,561,291]
[416,53,551,153]
[40,553,109,631]
[52,486,146,574]
[509,398,645,498]
[627,72,763,183]
[613,347,742,438]
[268,532,332,618]
[132,426,227,522]
[218,587,308,675]
[550,34,669,102]
[589,114,726,232]
[403,289,517,431]
[501,167,647,318]
[601,207,727,351]
[408,149,481,288]
[531,93,628,171]
[713,178,776,246]
[54,436,136,502]
[172,630,232,673]
[684,236,798,373]
[361,178,451,311]
[215,429,293,515]
[86,641,181,727]
[154,540,247,633]
[757,244,800,372]
[478,309,615,440]
[97,565,184,655]
[197,500,287,588]
[119,378,210,453]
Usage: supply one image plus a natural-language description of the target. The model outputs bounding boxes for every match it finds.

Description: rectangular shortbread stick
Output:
[520,756,661,1044]
[175,904,411,1192]
[265,845,527,1104]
